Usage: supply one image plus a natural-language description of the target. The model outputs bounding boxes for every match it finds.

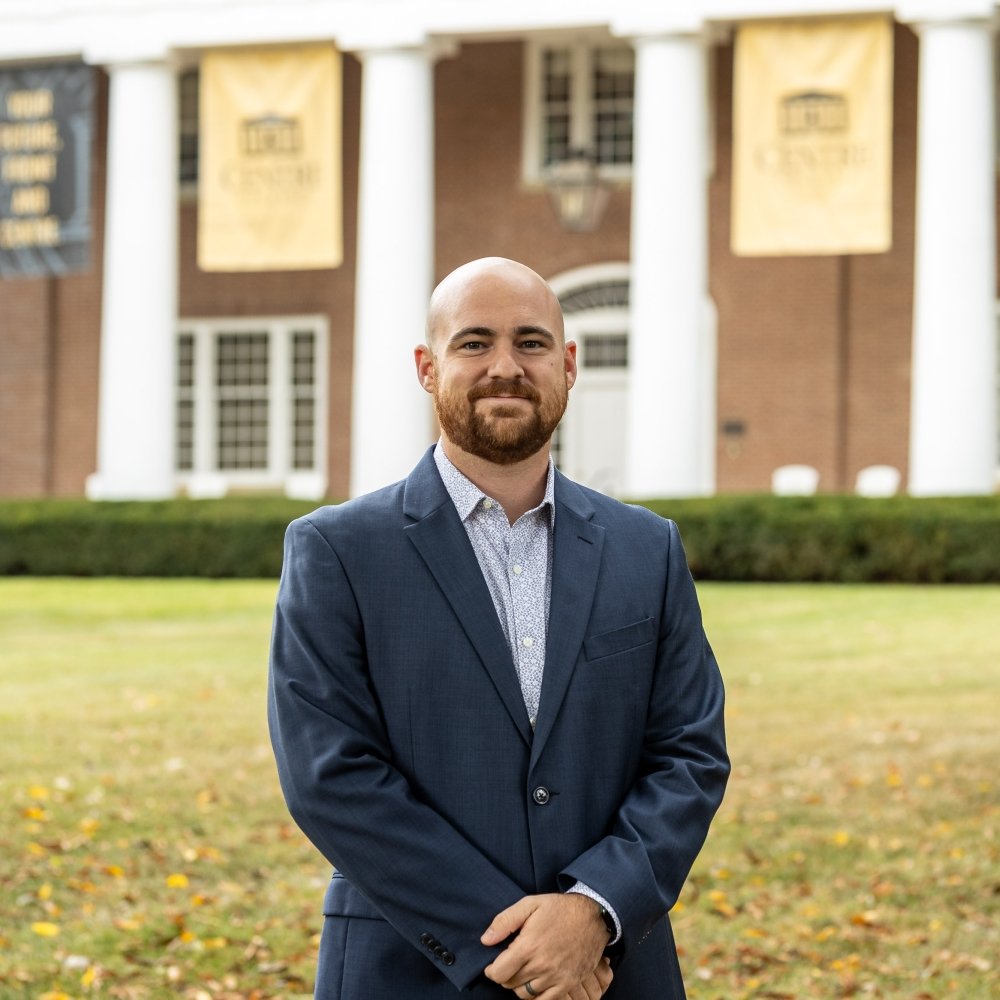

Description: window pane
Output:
[592,47,634,165]
[178,70,199,185]
[582,333,628,369]
[215,333,269,470]
[293,398,316,470]
[217,398,269,470]
[217,333,269,387]
[542,49,573,166]
[291,331,317,470]
[176,333,195,471]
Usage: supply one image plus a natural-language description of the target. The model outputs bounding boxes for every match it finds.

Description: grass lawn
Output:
[0,579,997,999]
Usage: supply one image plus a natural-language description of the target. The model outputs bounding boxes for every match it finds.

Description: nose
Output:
[487,342,524,380]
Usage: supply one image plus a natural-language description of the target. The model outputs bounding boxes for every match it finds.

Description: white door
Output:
[557,317,629,497]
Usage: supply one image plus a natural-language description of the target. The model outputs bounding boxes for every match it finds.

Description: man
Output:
[268,258,729,999]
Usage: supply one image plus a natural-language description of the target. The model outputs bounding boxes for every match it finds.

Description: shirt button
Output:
[482,499,494,509]
[512,564,523,575]
[522,637,534,648]
[532,786,550,805]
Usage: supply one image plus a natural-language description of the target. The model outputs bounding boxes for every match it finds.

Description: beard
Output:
[433,378,567,465]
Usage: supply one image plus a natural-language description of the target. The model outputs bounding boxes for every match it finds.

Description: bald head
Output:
[425,257,564,352]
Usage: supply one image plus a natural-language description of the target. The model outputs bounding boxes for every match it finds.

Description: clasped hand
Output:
[481,893,613,1000]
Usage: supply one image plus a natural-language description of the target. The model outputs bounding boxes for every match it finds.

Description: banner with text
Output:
[0,63,94,278]
[732,16,893,256]
[199,45,342,271]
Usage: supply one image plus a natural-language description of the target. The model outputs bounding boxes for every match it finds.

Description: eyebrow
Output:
[446,325,556,346]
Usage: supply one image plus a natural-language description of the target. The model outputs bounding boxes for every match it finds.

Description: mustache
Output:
[467,380,540,404]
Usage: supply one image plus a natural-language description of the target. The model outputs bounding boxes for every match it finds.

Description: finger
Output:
[595,958,613,993]
[484,952,534,988]
[513,980,548,1000]
[482,896,539,946]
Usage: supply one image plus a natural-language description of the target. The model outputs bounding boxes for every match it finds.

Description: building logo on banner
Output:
[732,17,893,256]
[0,63,94,277]
[199,45,342,272]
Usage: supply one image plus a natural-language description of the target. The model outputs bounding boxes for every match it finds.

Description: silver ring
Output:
[524,982,539,998]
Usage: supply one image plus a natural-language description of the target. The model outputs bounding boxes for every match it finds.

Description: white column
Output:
[907,15,997,494]
[625,32,712,497]
[350,46,435,498]
[87,60,178,500]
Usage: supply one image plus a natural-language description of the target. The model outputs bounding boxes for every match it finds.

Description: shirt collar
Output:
[433,441,556,528]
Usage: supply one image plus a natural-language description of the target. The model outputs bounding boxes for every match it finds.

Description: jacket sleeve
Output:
[557,518,730,959]
[267,516,525,991]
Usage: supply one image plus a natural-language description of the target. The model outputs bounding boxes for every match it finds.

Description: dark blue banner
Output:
[0,62,94,278]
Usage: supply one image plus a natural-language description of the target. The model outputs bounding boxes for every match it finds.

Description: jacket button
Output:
[532,786,550,805]
[420,933,432,947]
[433,945,447,958]
[443,950,456,966]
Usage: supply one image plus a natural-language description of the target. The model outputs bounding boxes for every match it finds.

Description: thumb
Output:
[481,896,538,945]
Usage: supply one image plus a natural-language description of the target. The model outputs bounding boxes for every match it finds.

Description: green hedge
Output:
[0,498,316,578]
[644,494,1000,583]
[1,494,998,582]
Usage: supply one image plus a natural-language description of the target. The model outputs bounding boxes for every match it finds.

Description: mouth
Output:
[468,381,539,405]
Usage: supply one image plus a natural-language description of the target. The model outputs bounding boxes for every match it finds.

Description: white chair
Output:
[771,464,819,496]
[855,464,900,497]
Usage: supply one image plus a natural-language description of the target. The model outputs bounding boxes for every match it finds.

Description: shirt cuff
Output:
[566,882,622,945]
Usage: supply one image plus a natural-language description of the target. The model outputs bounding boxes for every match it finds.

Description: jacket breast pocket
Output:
[583,617,656,663]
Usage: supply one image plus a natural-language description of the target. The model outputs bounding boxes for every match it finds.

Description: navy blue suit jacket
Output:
[268,448,729,998]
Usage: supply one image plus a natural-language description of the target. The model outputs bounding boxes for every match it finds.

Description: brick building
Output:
[0,0,997,500]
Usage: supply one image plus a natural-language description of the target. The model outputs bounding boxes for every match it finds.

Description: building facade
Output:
[0,0,997,500]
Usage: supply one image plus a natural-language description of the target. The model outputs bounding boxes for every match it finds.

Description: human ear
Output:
[564,340,578,391]
[414,344,437,394]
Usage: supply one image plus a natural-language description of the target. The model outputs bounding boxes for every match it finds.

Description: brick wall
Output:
[0,26,984,498]
[709,25,919,492]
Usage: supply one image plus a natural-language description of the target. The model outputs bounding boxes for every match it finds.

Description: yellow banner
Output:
[199,44,341,271]
[731,17,893,256]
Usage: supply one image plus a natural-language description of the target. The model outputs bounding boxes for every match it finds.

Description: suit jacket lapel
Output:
[531,474,605,764]
[403,450,533,747]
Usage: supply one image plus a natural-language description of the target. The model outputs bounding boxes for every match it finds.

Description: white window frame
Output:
[176,315,329,498]
[522,36,635,186]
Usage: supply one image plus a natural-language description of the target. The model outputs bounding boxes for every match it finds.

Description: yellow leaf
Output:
[28,785,50,800]
[166,873,189,889]
[22,806,48,821]
[113,917,143,931]
[104,864,124,878]
[79,817,100,835]
[38,883,53,900]
[179,930,196,943]
[27,841,47,857]
[81,966,97,987]
[203,936,228,949]
[832,830,851,847]
[31,921,60,937]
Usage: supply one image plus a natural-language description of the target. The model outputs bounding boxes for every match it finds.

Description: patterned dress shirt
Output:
[433,444,622,943]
